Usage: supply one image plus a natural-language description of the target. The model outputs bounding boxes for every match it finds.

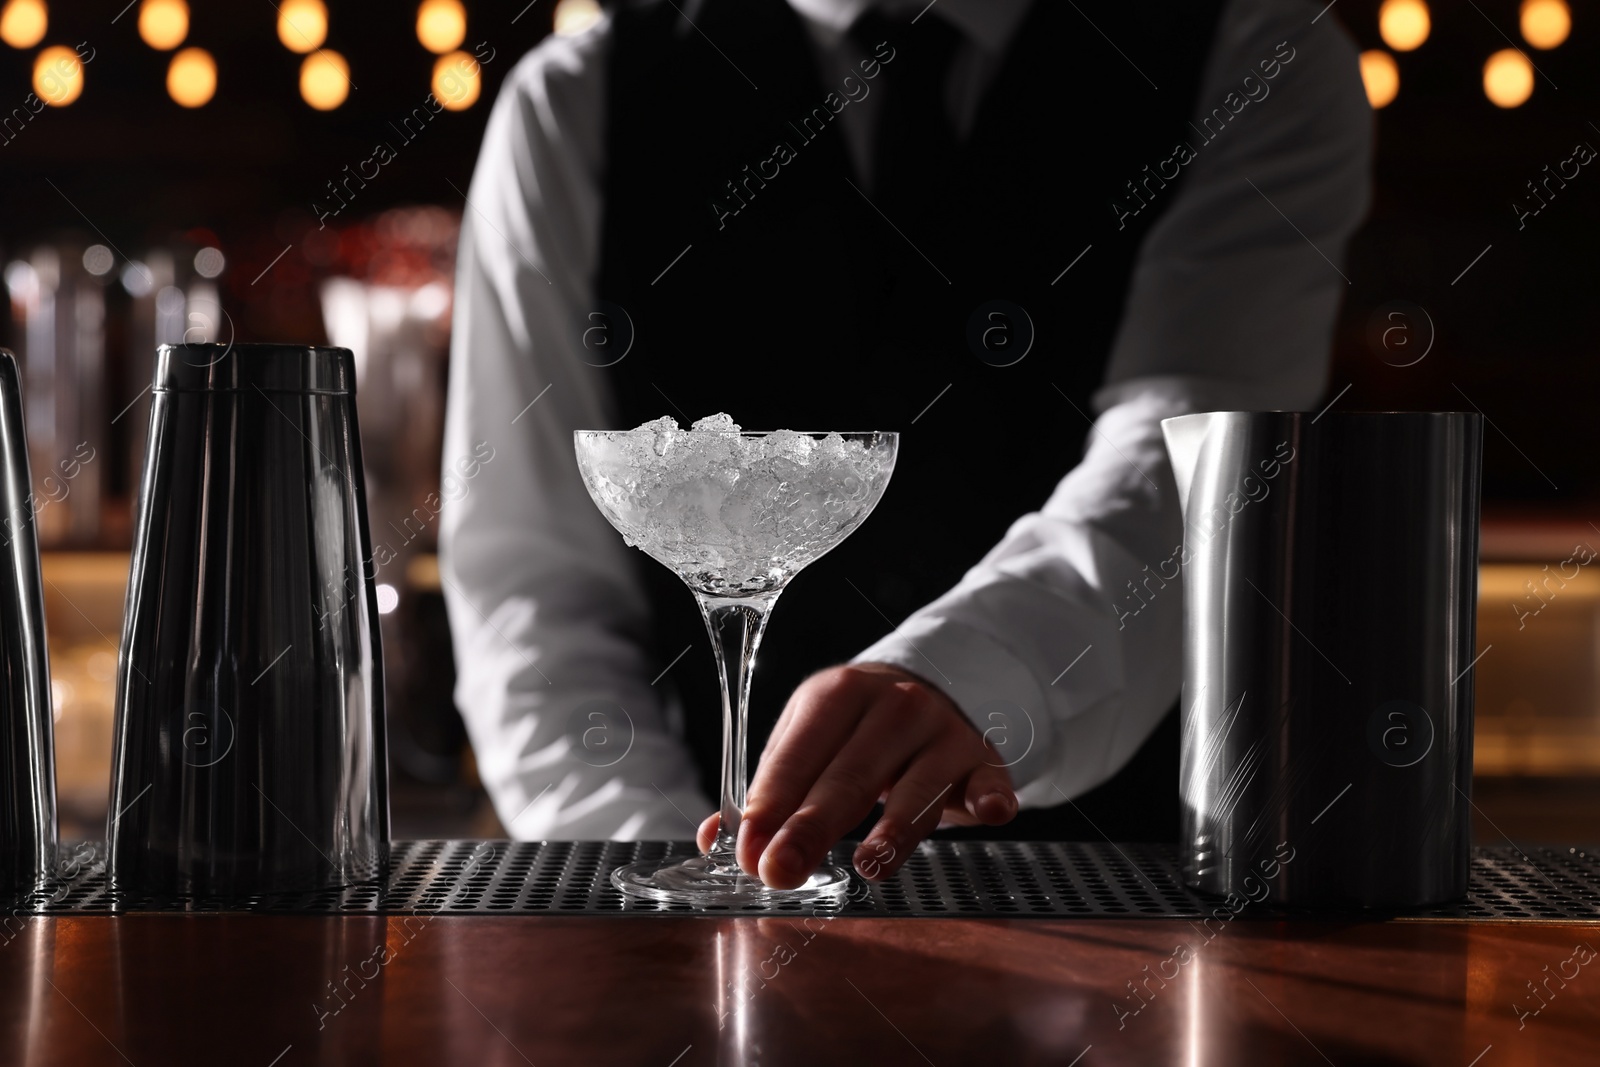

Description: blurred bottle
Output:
[320,206,460,786]
[3,244,106,548]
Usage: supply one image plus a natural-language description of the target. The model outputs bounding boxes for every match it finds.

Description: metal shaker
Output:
[109,344,389,896]
[1162,412,1482,909]
[0,349,58,894]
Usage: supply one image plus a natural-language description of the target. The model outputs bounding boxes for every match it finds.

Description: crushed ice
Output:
[578,414,895,594]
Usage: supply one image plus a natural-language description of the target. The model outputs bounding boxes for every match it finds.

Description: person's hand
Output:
[695,662,1018,888]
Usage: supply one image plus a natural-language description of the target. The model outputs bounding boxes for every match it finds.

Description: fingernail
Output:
[977,790,1016,822]
[854,834,901,880]
[852,846,885,880]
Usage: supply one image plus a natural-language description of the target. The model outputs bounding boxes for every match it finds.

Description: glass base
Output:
[611,853,852,907]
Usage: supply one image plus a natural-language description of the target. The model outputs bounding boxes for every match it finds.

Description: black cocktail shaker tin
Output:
[109,343,389,896]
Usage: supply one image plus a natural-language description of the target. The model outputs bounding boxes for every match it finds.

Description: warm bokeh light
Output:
[300,49,350,110]
[1359,49,1400,108]
[554,0,602,37]
[138,0,188,51]
[166,46,215,107]
[32,43,82,106]
[1483,48,1535,107]
[432,51,480,110]
[1521,0,1571,49]
[1378,0,1430,51]
[416,0,465,54]
[277,0,327,54]
[0,0,47,50]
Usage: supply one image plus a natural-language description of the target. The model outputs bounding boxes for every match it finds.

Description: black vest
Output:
[592,0,1225,812]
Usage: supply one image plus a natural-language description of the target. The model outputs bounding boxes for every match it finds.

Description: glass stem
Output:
[696,593,777,869]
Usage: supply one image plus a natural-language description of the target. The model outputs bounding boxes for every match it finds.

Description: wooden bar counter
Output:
[2,912,1596,1065]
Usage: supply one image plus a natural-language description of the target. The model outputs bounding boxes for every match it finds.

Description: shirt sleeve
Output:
[439,17,714,839]
[854,0,1373,807]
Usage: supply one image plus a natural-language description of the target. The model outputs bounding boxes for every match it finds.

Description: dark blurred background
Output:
[1,0,1596,841]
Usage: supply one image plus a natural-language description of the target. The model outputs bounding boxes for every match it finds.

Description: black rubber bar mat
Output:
[12,840,1599,920]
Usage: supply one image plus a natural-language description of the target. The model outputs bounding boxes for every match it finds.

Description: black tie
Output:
[848,7,963,218]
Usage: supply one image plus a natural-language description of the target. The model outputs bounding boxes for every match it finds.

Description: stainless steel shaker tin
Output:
[0,349,58,894]
[109,343,389,896]
[1163,411,1482,909]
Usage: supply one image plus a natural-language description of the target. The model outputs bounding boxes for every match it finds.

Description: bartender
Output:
[440,0,1370,888]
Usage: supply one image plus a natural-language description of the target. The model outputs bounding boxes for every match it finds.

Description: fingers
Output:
[757,683,939,889]
[852,738,977,880]
[962,758,1019,825]
[741,661,1021,891]
[852,736,1017,881]
[737,668,882,873]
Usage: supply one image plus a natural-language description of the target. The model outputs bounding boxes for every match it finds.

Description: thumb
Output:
[696,811,720,853]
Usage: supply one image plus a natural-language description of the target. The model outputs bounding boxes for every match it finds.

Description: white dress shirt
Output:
[439,0,1373,838]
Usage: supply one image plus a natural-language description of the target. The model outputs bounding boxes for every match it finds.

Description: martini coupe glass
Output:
[575,415,898,905]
